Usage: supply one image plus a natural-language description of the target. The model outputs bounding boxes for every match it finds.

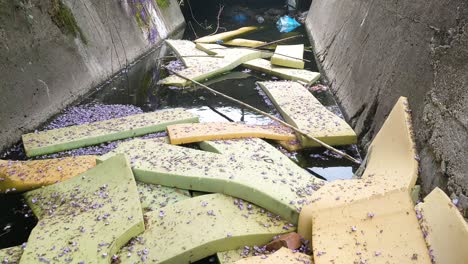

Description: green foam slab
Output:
[271,44,305,69]
[99,138,323,223]
[258,81,357,148]
[137,181,190,212]
[22,108,198,157]
[159,41,268,87]
[0,246,22,264]
[243,59,320,84]
[22,154,144,263]
[118,193,291,263]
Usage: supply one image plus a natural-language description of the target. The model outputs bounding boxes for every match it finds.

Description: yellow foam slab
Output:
[223,38,274,49]
[416,188,468,264]
[360,97,419,191]
[0,156,96,193]
[243,59,320,84]
[297,97,422,243]
[312,190,431,264]
[165,39,211,67]
[167,122,296,145]
[258,81,356,148]
[234,247,311,264]
[271,44,305,69]
[195,26,258,43]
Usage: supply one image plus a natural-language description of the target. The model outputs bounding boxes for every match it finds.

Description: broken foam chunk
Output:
[271,44,305,69]
[416,188,468,264]
[22,108,198,157]
[195,26,258,43]
[0,156,96,193]
[118,193,291,263]
[99,138,323,223]
[234,247,311,264]
[258,81,356,148]
[22,154,144,263]
[243,59,320,84]
[167,122,296,145]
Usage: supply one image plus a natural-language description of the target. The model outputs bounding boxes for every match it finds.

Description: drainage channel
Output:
[0,2,360,262]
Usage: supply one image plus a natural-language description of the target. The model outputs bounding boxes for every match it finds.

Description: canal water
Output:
[0,2,360,261]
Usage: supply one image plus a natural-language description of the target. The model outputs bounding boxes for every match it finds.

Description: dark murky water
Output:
[0,2,360,260]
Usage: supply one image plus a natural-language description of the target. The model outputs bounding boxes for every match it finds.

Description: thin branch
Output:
[207,5,225,36]
[163,67,361,165]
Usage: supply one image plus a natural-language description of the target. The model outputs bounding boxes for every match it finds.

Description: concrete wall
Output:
[306,0,468,213]
[0,0,184,151]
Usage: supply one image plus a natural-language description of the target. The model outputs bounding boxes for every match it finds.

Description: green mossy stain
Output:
[155,0,170,8]
[49,0,87,44]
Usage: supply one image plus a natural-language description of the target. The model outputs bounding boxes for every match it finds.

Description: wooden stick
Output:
[253,35,304,49]
[164,67,361,165]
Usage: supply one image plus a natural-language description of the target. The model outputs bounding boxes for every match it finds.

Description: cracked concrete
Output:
[0,0,184,152]
[306,0,468,215]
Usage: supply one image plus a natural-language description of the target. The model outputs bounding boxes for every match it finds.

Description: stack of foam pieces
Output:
[0,26,466,264]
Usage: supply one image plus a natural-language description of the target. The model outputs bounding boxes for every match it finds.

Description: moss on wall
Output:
[156,0,170,8]
[49,0,87,44]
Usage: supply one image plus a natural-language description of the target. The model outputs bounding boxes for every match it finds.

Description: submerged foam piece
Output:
[234,248,311,264]
[22,155,144,263]
[271,45,305,69]
[312,190,431,264]
[0,246,22,264]
[298,97,419,241]
[416,188,468,264]
[22,108,198,157]
[99,138,323,223]
[243,59,320,84]
[195,26,258,43]
[258,81,356,148]
[136,182,191,212]
[118,193,291,263]
[167,122,296,145]
[165,39,211,67]
[0,156,96,193]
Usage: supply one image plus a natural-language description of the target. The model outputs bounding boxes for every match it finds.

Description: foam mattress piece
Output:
[270,44,305,69]
[0,246,22,264]
[243,59,320,84]
[160,41,267,87]
[167,122,296,145]
[195,26,258,43]
[416,188,468,264]
[298,97,420,242]
[22,108,198,157]
[136,181,191,212]
[21,155,144,263]
[165,39,210,67]
[0,155,96,193]
[258,81,356,148]
[217,248,247,264]
[118,193,291,263]
[234,247,311,264]
[223,38,273,49]
[98,138,323,223]
[311,190,431,264]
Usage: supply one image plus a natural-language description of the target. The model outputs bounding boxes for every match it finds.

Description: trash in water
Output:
[276,16,301,33]
[233,13,248,24]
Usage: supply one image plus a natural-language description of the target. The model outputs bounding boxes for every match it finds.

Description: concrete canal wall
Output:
[0,0,184,151]
[306,0,468,212]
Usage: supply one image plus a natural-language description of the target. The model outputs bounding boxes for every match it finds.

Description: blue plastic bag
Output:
[276,16,301,33]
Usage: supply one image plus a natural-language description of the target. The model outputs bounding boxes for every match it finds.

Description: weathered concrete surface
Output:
[306,0,468,213]
[0,0,184,151]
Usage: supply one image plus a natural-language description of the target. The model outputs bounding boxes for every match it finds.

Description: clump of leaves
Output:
[49,0,87,44]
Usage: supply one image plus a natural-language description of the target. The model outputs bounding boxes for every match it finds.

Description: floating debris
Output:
[22,108,198,157]
[136,182,191,212]
[271,44,305,69]
[195,26,258,43]
[243,59,320,84]
[235,247,311,263]
[0,245,23,264]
